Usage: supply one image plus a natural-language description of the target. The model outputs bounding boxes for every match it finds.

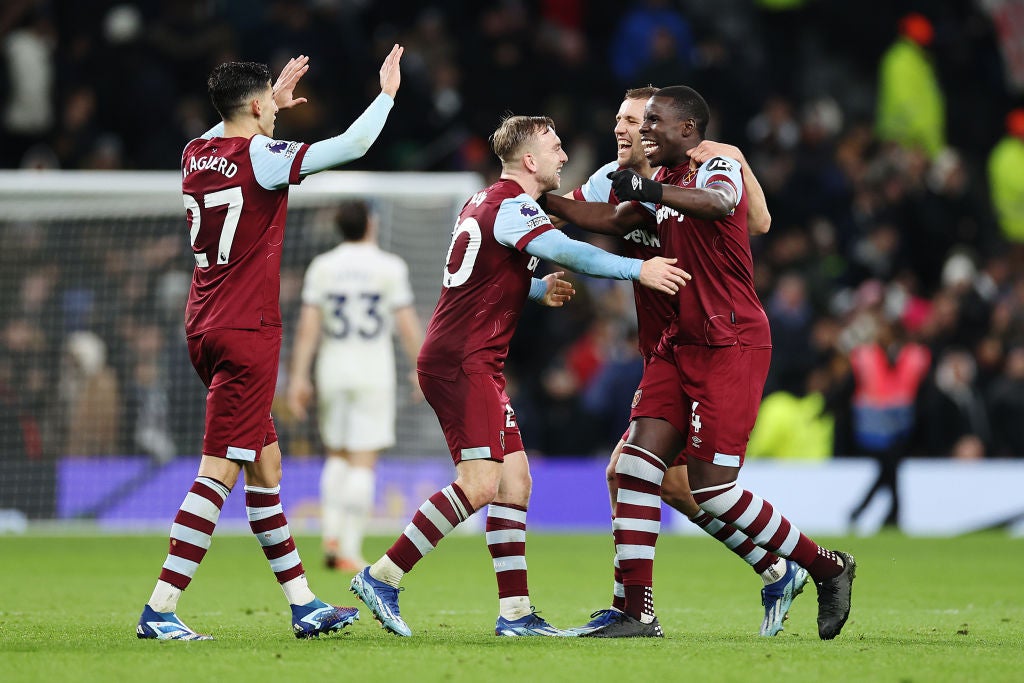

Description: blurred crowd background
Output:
[4,0,1024,492]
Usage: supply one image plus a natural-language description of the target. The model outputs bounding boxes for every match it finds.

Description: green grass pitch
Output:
[1,531,1022,682]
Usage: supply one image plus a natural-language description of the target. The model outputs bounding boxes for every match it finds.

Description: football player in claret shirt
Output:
[555,87,812,638]
[349,114,691,638]
[544,86,856,640]
[137,47,403,641]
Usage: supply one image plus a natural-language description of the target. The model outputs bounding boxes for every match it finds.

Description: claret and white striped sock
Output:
[692,482,844,581]
[245,484,315,606]
[376,483,476,586]
[688,510,784,583]
[612,443,666,623]
[150,476,229,612]
[487,503,530,620]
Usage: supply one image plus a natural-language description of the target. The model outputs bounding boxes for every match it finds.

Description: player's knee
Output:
[254,469,282,489]
[457,477,501,509]
[661,487,700,516]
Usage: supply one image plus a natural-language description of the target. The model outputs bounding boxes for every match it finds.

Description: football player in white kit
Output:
[287,200,423,571]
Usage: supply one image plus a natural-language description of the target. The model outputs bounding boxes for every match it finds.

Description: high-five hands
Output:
[273,55,310,110]
[379,44,403,98]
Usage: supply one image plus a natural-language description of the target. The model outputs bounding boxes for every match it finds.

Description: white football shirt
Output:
[301,242,414,390]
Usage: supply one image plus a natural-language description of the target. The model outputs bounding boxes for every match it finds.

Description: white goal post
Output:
[0,170,483,218]
[0,170,482,524]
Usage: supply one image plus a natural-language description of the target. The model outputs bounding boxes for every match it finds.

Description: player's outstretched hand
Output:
[608,169,663,203]
[539,271,575,307]
[273,55,310,110]
[380,44,404,98]
[639,257,691,295]
[286,375,314,421]
[688,140,744,165]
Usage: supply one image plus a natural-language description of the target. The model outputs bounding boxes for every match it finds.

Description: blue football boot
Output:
[350,567,412,637]
[291,597,359,638]
[137,605,213,641]
[760,560,810,636]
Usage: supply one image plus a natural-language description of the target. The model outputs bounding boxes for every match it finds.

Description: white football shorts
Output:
[317,384,396,452]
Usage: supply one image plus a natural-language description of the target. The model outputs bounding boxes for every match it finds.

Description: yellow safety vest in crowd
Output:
[746,391,833,461]
[988,135,1024,243]
[876,37,946,158]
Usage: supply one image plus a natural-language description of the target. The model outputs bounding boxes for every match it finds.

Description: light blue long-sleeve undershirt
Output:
[198,93,394,181]
[300,93,393,174]
[528,277,548,301]
[525,229,642,281]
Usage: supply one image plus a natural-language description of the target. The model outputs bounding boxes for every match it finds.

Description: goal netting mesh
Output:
[0,170,482,530]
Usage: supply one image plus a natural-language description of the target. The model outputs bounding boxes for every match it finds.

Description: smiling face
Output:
[530,125,568,192]
[614,97,649,170]
[640,95,694,168]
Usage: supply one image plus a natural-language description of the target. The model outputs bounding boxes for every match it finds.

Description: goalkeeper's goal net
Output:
[0,170,482,529]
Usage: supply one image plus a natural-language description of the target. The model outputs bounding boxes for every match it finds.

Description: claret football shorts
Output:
[187,326,281,461]
[418,370,523,464]
[629,344,770,468]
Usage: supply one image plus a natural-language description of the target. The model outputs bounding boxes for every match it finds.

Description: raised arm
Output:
[688,141,771,235]
[300,44,403,174]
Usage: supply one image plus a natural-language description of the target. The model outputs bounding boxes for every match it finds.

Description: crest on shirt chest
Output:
[654,166,695,224]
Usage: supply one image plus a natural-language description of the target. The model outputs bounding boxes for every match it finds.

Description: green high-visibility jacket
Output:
[876,38,946,158]
[989,136,1024,243]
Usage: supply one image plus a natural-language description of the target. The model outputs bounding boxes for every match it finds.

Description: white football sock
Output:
[320,456,350,554]
[339,465,375,562]
[148,580,182,613]
[370,555,404,587]
[761,557,788,585]
[499,596,532,621]
[281,574,316,606]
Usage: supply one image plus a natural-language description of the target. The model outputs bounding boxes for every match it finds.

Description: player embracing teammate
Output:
[545,85,855,640]
[350,114,689,637]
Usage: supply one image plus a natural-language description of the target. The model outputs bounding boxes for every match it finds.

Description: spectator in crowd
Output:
[747,366,834,461]
[875,13,946,159]
[61,331,119,456]
[1,2,56,168]
[126,321,176,463]
[988,108,1024,248]
[609,0,693,85]
[987,345,1024,457]
[847,315,931,529]
[918,347,991,460]
[0,314,53,519]
[1,1,1022,470]
[764,271,815,395]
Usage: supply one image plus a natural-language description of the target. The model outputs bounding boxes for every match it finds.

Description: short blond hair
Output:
[489,115,555,165]
[624,86,658,101]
